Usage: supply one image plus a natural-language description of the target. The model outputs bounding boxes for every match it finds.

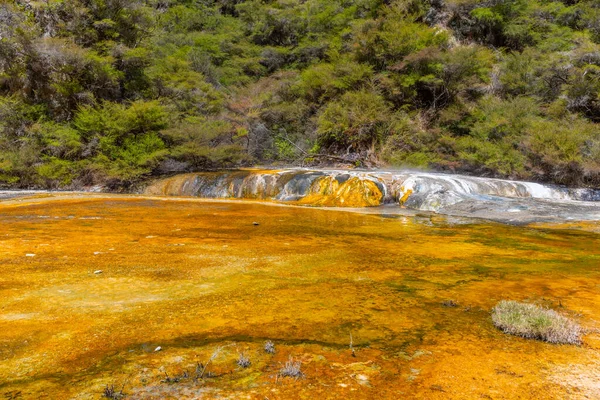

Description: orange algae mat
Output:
[0,195,599,399]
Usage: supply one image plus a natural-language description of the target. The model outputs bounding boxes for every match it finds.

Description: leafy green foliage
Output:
[354,12,448,69]
[293,57,373,102]
[317,89,392,151]
[161,119,249,169]
[1,0,600,188]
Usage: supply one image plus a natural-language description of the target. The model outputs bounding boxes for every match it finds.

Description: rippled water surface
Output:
[1,195,599,399]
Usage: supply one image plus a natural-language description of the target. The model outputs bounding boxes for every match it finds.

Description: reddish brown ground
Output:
[0,194,599,399]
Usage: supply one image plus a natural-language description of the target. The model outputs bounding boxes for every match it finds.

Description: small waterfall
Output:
[385,172,589,211]
[144,170,386,208]
[144,169,600,220]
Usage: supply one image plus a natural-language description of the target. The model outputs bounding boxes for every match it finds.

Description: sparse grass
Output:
[278,356,304,379]
[264,341,276,354]
[492,300,582,345]
[194,362,215,380]
[196,344,232,380]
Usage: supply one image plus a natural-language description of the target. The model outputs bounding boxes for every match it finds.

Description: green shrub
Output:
[455,136,527,177]
[2,0,600,188]
[71,100,169,184]
[93,132,167,181]
[293,58,373,102]
[317,89,392,151]
[381,112,441,168]
[450,96,535,176]
[34,122,82,159]
[146,55,224,114]
[354,15,448,69]
[36,158,80,188]
[385,44,495,108]
[161,119,249,169]
[524,116,600,185]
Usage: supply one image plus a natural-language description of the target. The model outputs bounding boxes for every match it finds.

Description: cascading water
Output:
[144,170,387,208]
[144,169,600,222]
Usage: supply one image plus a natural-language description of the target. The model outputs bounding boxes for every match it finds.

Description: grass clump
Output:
[442,299,458,308]
[102,384,125,399]
[278,356,304,379]
[264,341,276,354]
[237,353,251,369]
[492,300,582,345]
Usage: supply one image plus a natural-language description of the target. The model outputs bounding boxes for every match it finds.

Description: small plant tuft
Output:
[162,371,189,384]
[237,352,251,368]
[103,384,125,399]
[264,340,276,354]
[492,300,582,345]
[196,344,232,380]
[442,300,458,308]
[278,356,304,379]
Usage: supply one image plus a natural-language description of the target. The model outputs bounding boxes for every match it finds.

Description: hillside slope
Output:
[1,0,600,189]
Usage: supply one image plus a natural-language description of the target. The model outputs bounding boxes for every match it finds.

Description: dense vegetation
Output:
[1,0,600,189]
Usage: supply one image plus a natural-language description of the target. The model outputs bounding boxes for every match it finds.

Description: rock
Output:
[154,346,162,352]
[94,270,103,274]
[253,222,260,226]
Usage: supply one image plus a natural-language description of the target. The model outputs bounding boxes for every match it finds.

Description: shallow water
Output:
[0,195,599,399]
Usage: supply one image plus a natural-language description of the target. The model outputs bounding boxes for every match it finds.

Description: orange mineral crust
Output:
[0,195,599,399]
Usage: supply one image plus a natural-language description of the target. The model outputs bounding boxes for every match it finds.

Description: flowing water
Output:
[145,169,600,223]
[1,171,600,399]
